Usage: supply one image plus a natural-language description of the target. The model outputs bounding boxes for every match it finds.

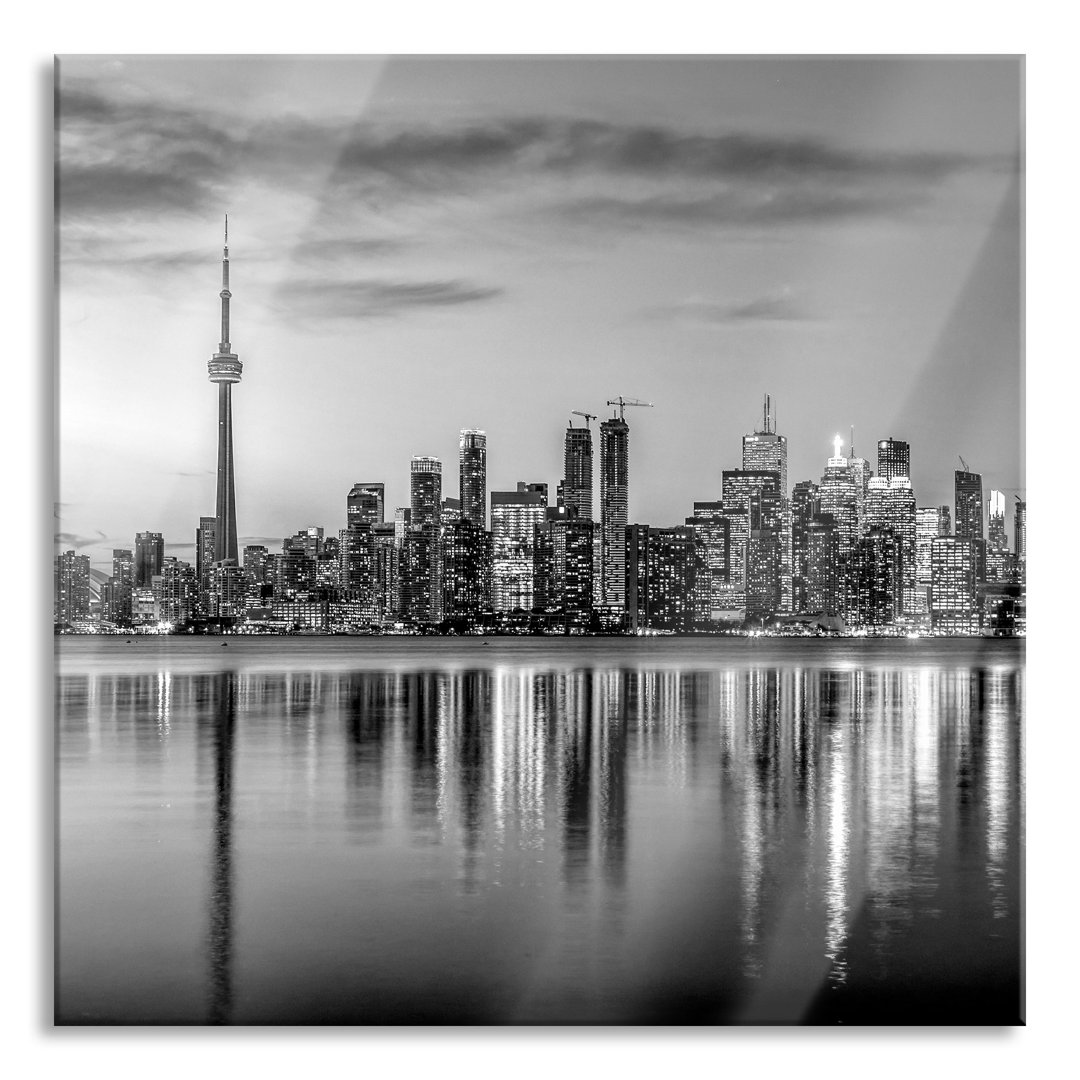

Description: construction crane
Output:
[606,396,654,421]
[958,455,970,472]
[570,410,597,427]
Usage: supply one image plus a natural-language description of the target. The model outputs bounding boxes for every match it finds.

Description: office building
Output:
[207,217,243,566]
[876,437,911,482]
[818,438,859,555]
[791,481,820,614]
[864,475,917,614]
[347,483,385,527]
[135,531,164,587]
[742,396,791,612]
[954,469,984,541]
[243,545,269,606]
[930,536,980,634]
[915,507,947,616]
[805,515,841,617]
[459,429,487,528]
[534,508,594,625]
[685,501,730,621]
[853,527,903,628]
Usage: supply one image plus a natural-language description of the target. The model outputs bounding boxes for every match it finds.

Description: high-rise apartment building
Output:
[533,508,594,625]
[108,548,135,626]
[722,469,782,613]
[805,515,841,617]
[347,483,385,527]
[599,415,630,609]
[135,531,164,587]
[626,524,701,633]
[491,486,547,612]
[563,421,594,521]
[876,437,911,482]
[196,516,217,617]
[459,429,487,528]
[55,550,91,626]
[402,456,443,623]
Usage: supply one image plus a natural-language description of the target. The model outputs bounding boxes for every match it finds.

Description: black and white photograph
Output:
[52,51,1025,1029]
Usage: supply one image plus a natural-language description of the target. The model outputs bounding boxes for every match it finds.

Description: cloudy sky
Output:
[55,55,1022,571]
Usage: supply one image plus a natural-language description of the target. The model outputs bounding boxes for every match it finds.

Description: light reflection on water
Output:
[56,638,1023,1025]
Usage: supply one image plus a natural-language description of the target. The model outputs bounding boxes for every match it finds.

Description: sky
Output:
[55,55,1023,572]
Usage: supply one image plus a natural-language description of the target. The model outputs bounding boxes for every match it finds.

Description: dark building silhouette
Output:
[347,483,385,527]
[134,531,164,587]
[876,437,911,482]
[853,526,904,628]
[599,415,630,609]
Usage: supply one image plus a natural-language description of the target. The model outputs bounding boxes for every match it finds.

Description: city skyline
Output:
[56,56,1022,573]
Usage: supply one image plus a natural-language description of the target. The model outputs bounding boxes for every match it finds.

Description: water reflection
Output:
[56,645,1023,1024]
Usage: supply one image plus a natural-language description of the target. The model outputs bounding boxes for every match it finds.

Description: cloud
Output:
[280,277,504,320]
[647,290,813,326]
[54,530,108,550]
[290,237,408,264]
[56,80,1005,232]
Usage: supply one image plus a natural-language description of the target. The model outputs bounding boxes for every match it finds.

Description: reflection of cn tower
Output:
[208,216,242,564]
[206,671,236,1024]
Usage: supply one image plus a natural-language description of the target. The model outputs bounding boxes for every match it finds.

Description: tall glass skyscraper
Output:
[876,437,911,482]
[347,483,385,526]
[135,531,164,587]
[599,416,629,608]
[741,396,790,613]
[563,422,594,521]
[459,429,487,528]
[402,457,442,623]
[491,486,547,612]
[954,469,984,540]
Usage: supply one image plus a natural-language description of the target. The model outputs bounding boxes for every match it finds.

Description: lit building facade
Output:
[626,524,701,633]
[864,475,917,615]
[55,550,91,626]
[853,527,903,629]
[534,510,594,625]
[491,486,547,612]
[599,416,630,609]
[135,531,164,588]
[685,501,729,621]
[915,507,947,616]
[876,437,910,482]
[459,429,487,528]
[442,518,492,621]
[791,481,820,614]
[930,536,980,634]
[742,396,791,613]
[196,516,217,617]
[564,422,594,521]
[347,483,385,527]
[403,456,443,623]
[805,515,841,617]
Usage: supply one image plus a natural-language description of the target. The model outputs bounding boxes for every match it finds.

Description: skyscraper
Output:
[741,395,790,612]
[459,429,487,528]
[954,467,985,582]
[987,490,1008,551]
[954,469,984,541]
[916,507,947,615]
[491,485,547,612]
[347,483,385,527]
[208,217,243,565]
[55,550,91,626]
[402,456,443,623]
[876,437,911,482]
[134,531,164,587]
[930,537,980,634]
[1014,498,1026,561]
[791,480,820,614]
[864,475,917,614]
[563,421,594,521]
[196,516,217,617]
[599,415,629,609]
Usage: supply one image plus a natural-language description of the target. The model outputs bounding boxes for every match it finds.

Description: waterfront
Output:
[55,637,1023,1025]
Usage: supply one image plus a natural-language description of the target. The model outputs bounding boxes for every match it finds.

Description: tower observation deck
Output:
[209,216,242,564]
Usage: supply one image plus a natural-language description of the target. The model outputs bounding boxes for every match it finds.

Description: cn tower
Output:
[208,216,242,564]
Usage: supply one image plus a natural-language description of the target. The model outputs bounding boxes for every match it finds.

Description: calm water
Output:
[55,637,1023,1025]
